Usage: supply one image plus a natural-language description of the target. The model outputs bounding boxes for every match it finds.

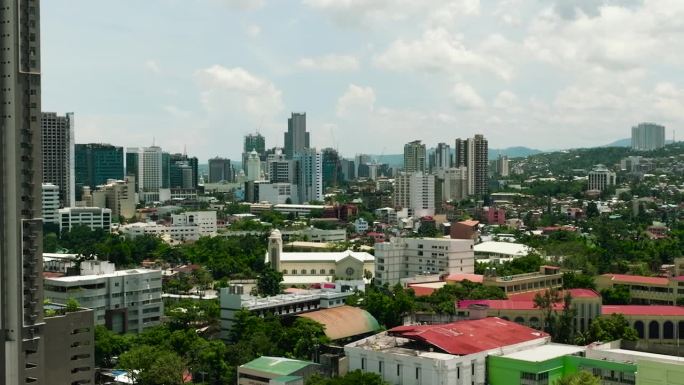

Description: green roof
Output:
[240,356,314,376]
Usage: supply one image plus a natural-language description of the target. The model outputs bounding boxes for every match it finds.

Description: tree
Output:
[562,272,596,290]
[578,313,638,345]
[94,325,133,367]
[66,297,80,312]
[586,202,599,218]
[600,285,631,305]
[533,289,561,335]
[257,264,283,297]
[554,292,576,344]
[119,345,185,385]
[554,371,600,385]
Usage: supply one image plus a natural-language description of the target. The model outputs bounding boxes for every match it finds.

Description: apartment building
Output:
[42,112,75,207]
[42,183,61,225]
[375,237,475,286]
[44,304,95,385]
[43,261,163,334]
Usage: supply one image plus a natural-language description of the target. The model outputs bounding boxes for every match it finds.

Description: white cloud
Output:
[336,84,375,117]
[245,24,261,38]
[145,60,161,74]
[298,54,360,72]
[214,0,265,10]
[451,83,485,109]
[195,65,283,118]
[493,90,519,110]
[163,105,191,119]
[373,28,512,80]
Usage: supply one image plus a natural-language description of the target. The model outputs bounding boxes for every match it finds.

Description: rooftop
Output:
[387,317,548,355]
[501,343,586,362]
[474,241,532,257]
[240,356,315,376]
[45,268,160,282]
[298,306,380,340]
[408,281,447,297]
[602,305,684,316]
[445,273,484,283]
[600,274,670,286]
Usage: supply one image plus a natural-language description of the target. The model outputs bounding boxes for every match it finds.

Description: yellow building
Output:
[595,273,681,305]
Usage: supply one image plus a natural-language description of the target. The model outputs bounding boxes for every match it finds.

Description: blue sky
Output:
[42,0,684,161]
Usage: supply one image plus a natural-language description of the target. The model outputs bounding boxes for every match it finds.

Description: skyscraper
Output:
[631,123,665,151]
[393,172,435,218]
[284,112,310,159]
[456,135,489,197]
[321,147,342,188]
[242,133,266,172]
[295,148,322,203]
[127,147,164,202]
[125,148,139,192]
[496,154,509,177]
[208,157,233,183]
[403,140,426,173]
[434,142,451,171]
[245,150,262,181]
[1,0,46,382]
[42,112,75,207]
[75,143,124,193]
[169,153,198,189]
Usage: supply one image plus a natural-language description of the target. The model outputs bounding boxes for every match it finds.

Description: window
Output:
[361,358,366,370]
[378,361,383,373]
[320,269,325,274]
[282,270,288,274]
[310,269,316,275]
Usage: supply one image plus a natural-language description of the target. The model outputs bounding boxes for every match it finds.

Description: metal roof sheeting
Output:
[298,305,380,340]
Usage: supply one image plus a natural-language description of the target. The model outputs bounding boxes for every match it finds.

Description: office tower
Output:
[58,207,112,233]
[42,112,75,207]
[437,167,469,202]
[496,154,509,177]
[245,150,262,181]
[394,172,435,218]
[403,140,426,173]
[1,0,46,382]
[128,146,164,202]
[355,154,371,179]
[75,143,124,195]
[295,148,323,203]
[284,112,310,159]
[435,142,451,171]
[42,183,61,225]
[161,152,170,188]
[322,148,342,188]
[208,157,233,183]
[125,148,139,192]
[631,123,665,151]
[169,153,198,189]
[588,164,616,192]
[456,135,488,197]
[341,158,355,181]
[267,148,295,184]
[242,133,266,172]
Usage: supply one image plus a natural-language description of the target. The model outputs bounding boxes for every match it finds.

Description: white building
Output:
[588,164,617,192]
[354,218,369,233]
[246,149,262,181]
[375,207,398,225]
[473,241,533,263]
[631,122,665,151]
[42,112,76,207]
[58,207,112,232]
[374,237,475,286]
[256,182,298,204]
[438,167,469,202]
[43,260,163,333]
[171,211,217,237]
[345,317,549,385]
[294,148,323,203]
[394,172,435,218]
[128,146,164,203]
[42,183,61,225]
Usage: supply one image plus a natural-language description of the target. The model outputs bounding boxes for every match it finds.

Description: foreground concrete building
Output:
[44,304,95,385]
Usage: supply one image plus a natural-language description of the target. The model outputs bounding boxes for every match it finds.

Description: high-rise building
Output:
[42,183,61,225]
[295,148,323,203]
[1,0,46,381]
[161,151,170,188]
[355,154,371,179]
[267,148,296,184]
[322,148,342,188]
[75,143,124,195]
[631,123,665,151]
[90,176,137,220]
[341,158,356,181]
[169,153,198,189]
[403,140,426,173]
[284,112,310,159]
[42,112,75,207]
[437,167,469,202]
[246,150,262,181]
[394,172,435,218]
[496,154,509,177]
[588,164,616,192]
[434,142,451,171]
[128,146,164,202]
[457,135,488,197]
[242,133,266,172]
[208,157,233,183]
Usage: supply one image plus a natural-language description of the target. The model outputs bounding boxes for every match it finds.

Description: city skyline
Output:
[40,1,684,159]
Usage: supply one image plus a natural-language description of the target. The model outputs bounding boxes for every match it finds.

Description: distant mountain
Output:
[603,138,631,147]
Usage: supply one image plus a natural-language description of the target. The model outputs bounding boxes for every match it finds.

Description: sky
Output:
[41,0,684,161]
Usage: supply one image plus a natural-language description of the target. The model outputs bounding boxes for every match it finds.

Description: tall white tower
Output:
[268,229,283,272]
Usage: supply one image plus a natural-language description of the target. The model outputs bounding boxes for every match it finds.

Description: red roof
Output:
[458,299,559,311]
[407,285,439,297]
[388,317,547,355]
[445,273,484,283]
[507,289,600,301]
[602,305,684,317]
[672,276,684,282]
[457,220,480,227]
[601,274,669,286]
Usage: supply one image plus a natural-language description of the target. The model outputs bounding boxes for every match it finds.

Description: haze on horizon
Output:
[41,0,684,160]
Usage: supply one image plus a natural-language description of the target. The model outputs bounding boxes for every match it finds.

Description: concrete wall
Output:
[44,309,95,385]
